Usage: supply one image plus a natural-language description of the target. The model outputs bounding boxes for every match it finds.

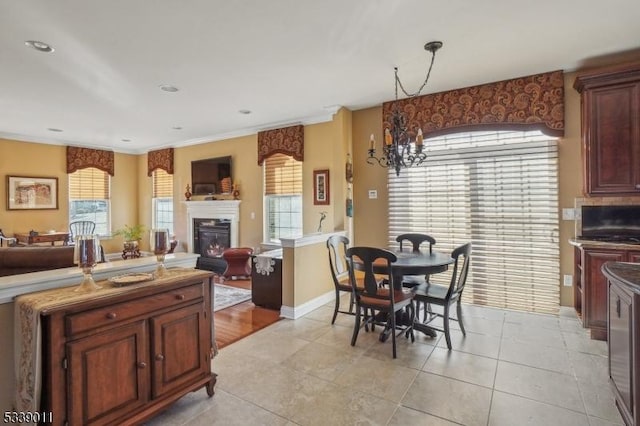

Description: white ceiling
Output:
[1,1,640,154]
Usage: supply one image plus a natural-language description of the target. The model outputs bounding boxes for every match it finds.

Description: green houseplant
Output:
[113,224,146,255]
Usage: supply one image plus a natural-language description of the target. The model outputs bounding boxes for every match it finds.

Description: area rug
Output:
[214,283,252,311]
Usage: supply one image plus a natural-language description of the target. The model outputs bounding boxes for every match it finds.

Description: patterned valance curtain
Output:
[147,148,174,176]
[66,146,115,176]
[257,124,304,165]
[382,70,565,138]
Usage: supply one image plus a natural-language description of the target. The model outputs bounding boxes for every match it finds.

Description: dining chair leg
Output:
[348,292,355,313]
[331,289,340,325]
[443,304,452,350]
[351,306,361,346]
[405,302,416,342]
[390,310,397,359]
[456,300,466,335]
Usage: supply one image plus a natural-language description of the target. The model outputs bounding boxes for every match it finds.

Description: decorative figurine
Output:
[232,183,240,200]
[185,184,192,201]
[317,211,327,233]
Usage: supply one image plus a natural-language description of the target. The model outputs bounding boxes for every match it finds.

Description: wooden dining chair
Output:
[396,233,437,288]
[413,242,471,350]
[68,221,96,245]
[346,246,416,358]
[327,235,359,324]
[396,233,436,254]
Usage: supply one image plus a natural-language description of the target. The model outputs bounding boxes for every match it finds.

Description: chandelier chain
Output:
[394,49,438,99]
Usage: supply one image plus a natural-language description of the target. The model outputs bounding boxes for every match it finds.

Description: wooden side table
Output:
[14,232,69,246]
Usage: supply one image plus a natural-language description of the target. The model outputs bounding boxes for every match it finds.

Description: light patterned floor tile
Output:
[423,347,497,387]
[489,391,588,426]
[388,406,459,425]
[402,372,492,426]
[494,361,584,412]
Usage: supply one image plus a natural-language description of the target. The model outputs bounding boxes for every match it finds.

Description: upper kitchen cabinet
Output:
[574,62,640,196]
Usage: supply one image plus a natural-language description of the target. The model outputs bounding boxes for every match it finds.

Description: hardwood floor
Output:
[213,277,281,349]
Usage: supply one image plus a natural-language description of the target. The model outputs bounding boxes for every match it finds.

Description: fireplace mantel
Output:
[183,200,241,253]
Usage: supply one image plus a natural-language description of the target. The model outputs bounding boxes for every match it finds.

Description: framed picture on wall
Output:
[313,169,330,205]
[7,175,58,210]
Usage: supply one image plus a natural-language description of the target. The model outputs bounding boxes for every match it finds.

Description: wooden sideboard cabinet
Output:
[38,270,216,425]
[574,246,640,340]
[574,62,640,196]
[602,262,640,426]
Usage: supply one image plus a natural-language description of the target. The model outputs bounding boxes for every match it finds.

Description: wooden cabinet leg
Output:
[206,373,217,397]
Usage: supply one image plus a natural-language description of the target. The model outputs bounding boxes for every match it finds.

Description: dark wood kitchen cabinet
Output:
[32,269,216,426]
[580,248,626,340]
[574,246,640,340]
[574,62,640,196]
[602,262,640,426]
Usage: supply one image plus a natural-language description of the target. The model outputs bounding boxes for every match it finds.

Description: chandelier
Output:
[367,41,443,176]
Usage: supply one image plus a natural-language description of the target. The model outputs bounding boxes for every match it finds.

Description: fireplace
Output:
[183,200,241,274]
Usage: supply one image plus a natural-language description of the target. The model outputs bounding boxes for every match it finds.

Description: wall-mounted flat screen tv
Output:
[191,156,232,195]
[581,205,640,237]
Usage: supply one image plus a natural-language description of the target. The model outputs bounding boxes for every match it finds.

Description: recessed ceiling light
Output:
[238,109,252,115]
[25,40,54,53]
[121,138,131,142]
[47,128,63,132]
[172,126,183,130]
[159,84,179,93]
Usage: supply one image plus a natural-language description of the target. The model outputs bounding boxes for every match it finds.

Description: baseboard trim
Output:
[280,290,335,319]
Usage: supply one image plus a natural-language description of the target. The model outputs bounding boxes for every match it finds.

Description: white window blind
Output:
[152,169,174,234]
[388,130,560,314]
[68,167,111,236]
[264,153,303,243]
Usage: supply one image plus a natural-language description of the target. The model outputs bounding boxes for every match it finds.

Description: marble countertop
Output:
[602,262,640,294]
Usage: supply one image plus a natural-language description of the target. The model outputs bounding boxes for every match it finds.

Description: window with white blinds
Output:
[388,130,560,314]
[263,153,303,243]
[152,169,174,234]
[68,167,111,236]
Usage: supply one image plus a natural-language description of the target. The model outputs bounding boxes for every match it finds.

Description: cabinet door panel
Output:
[67,320,149,425]
[584,250,625,335]
[586,83,640,194]
[628,251,640,263]
[151,303,208,398]
[609,283,633,415]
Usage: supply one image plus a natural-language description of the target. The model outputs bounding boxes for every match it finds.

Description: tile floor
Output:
[146,297,624,426]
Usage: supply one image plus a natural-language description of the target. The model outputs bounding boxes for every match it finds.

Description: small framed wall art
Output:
[313,169,330,205]
[7,175,59,210]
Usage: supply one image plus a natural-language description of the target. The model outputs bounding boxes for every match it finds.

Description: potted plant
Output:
[113,224,146,254]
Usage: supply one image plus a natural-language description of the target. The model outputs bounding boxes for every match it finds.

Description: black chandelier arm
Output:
[367,152,390,168]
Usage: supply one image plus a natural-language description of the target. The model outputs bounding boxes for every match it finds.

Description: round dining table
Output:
[352,250,454,288]
[352,250,454,340]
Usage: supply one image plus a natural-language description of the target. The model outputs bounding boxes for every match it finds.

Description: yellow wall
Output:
[0,139,139,254]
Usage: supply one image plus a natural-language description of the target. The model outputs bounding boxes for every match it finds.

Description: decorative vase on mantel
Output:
[185,184,192,201]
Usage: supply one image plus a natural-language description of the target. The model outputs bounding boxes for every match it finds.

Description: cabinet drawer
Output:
[66,283,204,337]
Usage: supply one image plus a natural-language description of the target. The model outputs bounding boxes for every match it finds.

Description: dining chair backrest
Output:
[446,242,472,300]
[396,233,436,254]
[327,235,350,286]
[346,246,398,302]
[69,221,96,244]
